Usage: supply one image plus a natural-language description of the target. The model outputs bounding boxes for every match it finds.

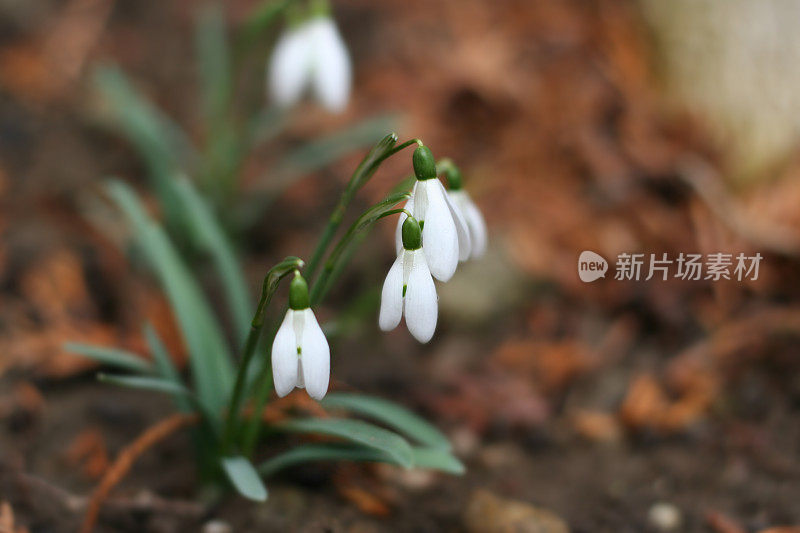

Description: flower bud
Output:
[413,146,437,181]
[289,271,310,310]
[401,217,423,250]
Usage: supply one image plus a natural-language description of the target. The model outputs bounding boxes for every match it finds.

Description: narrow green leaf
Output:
[64,342,152,374]
[195,3,232,128]
[258,443,465,477]
[92,66,195,226]
[235,0,292,55]
[268,114,398,188]
[97,373,192,397]
[143,324,181,383]
[277,418,414,468]
[106,180,234,416]
[221,456,268,502]
[259,443,389,477]
[321,393,451,450]
[411,448,465,475]
[173,177,251,338]
[143,324,192,413]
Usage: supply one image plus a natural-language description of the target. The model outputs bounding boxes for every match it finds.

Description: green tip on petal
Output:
[289,271,310,310]
[413,146,437,181]
[402,217,422,250]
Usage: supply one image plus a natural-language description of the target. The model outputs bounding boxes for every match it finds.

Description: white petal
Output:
[442,182,472,261]
[308,18,351,113]
[379,252,404,331]
[271,310,299,397]
[299,309,330,400]
[268,25,312,107]
[419,180,458,281]
[462,193,487,257]
[404,250,438,343]
[395,183,416,255]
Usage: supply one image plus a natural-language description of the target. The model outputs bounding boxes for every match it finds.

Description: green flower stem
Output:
[240,317,282,455]
[240,139,420,456]
[222,325,261,452]
[222,257,302,453]
[305,138,421,284]
[310,207,408,306]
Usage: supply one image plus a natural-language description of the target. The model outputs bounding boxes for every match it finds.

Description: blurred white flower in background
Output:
[268,15,351,113]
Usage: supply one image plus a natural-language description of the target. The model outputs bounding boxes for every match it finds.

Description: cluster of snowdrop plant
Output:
[68,131,487,504]
[66,0,488,513]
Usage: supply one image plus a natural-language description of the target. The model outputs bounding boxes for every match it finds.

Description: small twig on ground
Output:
[80,413,199,533]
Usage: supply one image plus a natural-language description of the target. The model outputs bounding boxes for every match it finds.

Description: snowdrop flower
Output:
[395,146,471,282]
[268,13,351,113]
[380,217,438,343]
[272,272,330,400]
[443,165,487,258]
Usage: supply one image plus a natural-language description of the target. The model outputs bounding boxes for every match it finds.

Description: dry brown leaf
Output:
[619,374,669,431]
[65,428,110,480]
[571,410,622,444]
[705,510,747,533]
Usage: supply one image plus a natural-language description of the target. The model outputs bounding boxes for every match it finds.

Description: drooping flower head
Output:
[380,216,438,343]
[442,164,487,258]
[268,5,351,113]
[272,271,330,400]
[395,146,471,282]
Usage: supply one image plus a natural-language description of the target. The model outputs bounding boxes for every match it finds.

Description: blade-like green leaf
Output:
[173,177,251,338]
[411,448,465,475]
[97,373,192,397]
[143,324,192,413]
[221,456,268,502]
[258,443,465,477]
[266,114,398,190]
[195,3,231,129]
[235,0,292,56]
[64,342,152,374]
[106,180,234,416]
[276,418,414,468]
[259,443,389,477]
[92,66,195,227]
[321,393,451,450]
[143,324,181,383]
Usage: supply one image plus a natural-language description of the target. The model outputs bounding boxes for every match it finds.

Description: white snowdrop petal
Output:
[268,25,312,108]
[442,183,472,261]
[379,253,404,331]
[404,251,438,343]
[395,184,416,255]
[272,310,299,397]
[420,180,458,281]
[464,194,488,257]
[309,18,351,113]
[299,309,330,400]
